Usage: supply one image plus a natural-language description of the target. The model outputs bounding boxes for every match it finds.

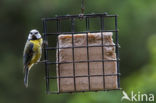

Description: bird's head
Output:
[28,29,41,40]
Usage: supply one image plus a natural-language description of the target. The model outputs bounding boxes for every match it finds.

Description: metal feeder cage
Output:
[42,12,120,94]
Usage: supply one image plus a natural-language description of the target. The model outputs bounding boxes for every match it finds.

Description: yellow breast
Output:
[29,38,43,68]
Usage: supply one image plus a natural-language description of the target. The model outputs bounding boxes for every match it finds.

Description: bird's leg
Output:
[43,40,48,47]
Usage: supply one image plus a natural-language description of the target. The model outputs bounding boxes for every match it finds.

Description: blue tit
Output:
[23,29,43,88]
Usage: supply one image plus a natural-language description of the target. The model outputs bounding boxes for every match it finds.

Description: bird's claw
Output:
[38,60,48,63]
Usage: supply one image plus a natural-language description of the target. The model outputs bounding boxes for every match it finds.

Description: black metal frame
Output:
[42,12,120,94]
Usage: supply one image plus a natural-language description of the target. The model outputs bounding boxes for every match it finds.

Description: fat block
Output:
[56,32,118,92]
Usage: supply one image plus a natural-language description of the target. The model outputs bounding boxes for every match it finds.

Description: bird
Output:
[23,29,43,88]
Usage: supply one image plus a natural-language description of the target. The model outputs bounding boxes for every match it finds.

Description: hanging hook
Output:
[81,0,85,14]
[79,0,85,18]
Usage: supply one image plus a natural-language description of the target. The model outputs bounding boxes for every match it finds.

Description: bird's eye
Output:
[35,32,38,34]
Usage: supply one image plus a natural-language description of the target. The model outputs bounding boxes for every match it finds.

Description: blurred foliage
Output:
[0,0,156,103]
[123,35,156,93]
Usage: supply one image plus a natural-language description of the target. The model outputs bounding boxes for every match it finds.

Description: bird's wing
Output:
[23,41,34,71]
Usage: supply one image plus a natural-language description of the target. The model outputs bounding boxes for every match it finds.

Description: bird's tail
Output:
[24,67,29,88]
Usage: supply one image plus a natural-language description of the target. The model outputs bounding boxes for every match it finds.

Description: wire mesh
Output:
[42,12,120,94]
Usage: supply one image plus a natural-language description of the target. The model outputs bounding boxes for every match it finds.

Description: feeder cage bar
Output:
[42,19,50,93]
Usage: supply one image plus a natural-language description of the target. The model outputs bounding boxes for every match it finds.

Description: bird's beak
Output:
[32,35,37,40]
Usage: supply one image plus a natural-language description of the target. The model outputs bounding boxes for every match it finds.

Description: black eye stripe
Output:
[29,31,38,35]
[35,32,38,34]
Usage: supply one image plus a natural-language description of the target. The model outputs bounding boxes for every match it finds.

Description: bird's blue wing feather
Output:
[23,41,34,68]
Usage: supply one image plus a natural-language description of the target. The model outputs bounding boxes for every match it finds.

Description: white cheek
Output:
[36,34,41,39]
[28,35,32,39]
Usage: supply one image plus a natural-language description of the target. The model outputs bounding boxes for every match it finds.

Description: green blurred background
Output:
[0,0,156,103]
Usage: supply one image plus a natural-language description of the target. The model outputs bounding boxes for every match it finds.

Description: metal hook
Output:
[81,0,85,14]
[79,0,85,18]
